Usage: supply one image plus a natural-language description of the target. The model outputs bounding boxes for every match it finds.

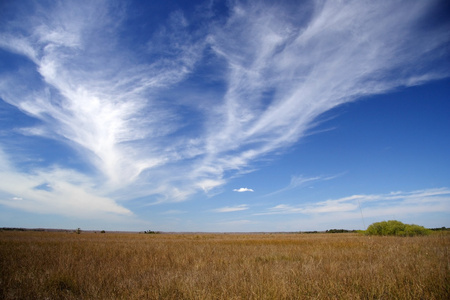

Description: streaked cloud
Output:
[213,204,249,213]
[264,174,342,197]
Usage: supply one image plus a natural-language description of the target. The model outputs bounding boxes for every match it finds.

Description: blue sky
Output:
[0,0,449,232]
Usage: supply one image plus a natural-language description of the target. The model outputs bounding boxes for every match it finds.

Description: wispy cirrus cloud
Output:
[0,1,207,203]
[0,0,449,220]
[184,0,449,198]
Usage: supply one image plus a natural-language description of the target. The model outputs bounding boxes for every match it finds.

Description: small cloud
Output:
[12,196,23,201]
[233,187,254,192]
[213,204,249,213]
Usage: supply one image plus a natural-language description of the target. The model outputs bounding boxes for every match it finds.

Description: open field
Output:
[1,231,449,299]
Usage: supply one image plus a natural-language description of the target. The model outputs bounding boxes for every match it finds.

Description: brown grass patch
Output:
[0,231,448,299]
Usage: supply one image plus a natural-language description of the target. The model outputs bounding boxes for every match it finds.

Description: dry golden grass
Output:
[0,231,449,299]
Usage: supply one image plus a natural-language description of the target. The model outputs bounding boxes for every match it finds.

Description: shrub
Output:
[365,220,431,236]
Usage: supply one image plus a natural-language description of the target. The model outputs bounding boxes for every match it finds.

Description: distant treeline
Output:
[326,229,357,233]
[2,227,448,233]
[297,229,358,234]
[0,227,29,231]
[1,227,74,232]
[429,227,449,231]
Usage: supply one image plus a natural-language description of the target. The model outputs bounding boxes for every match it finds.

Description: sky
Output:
[0,0,449,232]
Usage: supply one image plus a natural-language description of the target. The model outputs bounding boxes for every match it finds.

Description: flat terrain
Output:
[0,231,448,299]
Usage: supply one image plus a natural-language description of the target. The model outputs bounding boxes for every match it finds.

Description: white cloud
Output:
[213,204,249,213]
[259,188,450,217]
[0,149,132,218]
[233,188,254,193]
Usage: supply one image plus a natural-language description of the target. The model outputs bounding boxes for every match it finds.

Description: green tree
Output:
[365,220,430,236]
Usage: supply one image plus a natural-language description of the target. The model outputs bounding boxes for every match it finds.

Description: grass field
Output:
[0,231,449,299]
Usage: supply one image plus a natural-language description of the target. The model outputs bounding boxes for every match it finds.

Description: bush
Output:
[365,220,431,237]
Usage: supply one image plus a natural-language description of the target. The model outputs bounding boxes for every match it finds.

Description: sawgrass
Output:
[1,231,448,299]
